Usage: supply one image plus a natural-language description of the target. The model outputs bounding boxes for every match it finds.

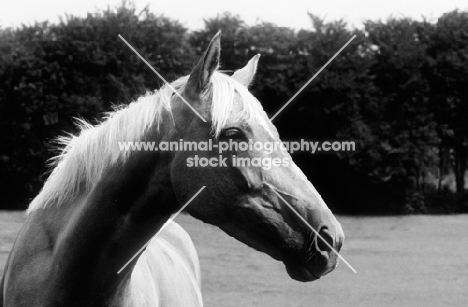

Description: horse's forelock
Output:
[208,71,271,138]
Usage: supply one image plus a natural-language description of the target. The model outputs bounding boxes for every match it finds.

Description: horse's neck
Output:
[35,131,180,305]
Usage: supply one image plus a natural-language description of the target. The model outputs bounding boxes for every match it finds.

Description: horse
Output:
[1,31,345,306]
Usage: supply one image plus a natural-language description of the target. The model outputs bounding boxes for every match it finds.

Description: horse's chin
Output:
[284,262,321,282]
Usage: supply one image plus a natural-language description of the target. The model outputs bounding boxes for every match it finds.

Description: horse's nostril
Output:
[317,227,334,253]
[335,236,343,252]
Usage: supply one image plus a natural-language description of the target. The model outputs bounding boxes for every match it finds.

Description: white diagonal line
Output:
[118,34,207,123]
[117,186,206,274]
[270,188,357,274]
[270,35,356,122]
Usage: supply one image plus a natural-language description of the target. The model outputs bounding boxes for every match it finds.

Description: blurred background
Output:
[1,1,468,214]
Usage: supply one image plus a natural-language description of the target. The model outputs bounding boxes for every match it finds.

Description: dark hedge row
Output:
[1,5,467,213]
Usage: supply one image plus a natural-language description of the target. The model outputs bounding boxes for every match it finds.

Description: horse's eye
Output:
[222,128,242,138]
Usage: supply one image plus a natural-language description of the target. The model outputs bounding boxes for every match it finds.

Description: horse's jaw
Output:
[206,190,342,283]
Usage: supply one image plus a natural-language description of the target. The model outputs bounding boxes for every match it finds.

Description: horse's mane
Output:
[27,71,270,213]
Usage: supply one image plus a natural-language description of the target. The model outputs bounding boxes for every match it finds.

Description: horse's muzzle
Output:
[309,226,342,275]
[284,226,343,282]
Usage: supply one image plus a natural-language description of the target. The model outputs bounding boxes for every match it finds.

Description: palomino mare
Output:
[1,32,344,306]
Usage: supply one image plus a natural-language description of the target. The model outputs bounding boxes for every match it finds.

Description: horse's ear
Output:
[185,31,221,96]
[231,54,261,87]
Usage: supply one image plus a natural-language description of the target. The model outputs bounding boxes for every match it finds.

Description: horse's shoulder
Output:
[148,220,200,280]
[127,220,203,307]
[2,214,54,306]
[155,221,197,255]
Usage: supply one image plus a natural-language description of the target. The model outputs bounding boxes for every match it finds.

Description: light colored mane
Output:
[27,71,271,213]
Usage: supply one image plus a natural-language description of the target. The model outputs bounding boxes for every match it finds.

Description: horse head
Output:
[171,32,344,282]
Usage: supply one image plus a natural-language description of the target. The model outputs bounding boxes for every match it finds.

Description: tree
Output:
[426,11,468,203]
[0,3,194,209]
[357,18,438,212]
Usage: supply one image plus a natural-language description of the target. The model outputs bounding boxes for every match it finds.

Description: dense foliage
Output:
[1,5,467,213]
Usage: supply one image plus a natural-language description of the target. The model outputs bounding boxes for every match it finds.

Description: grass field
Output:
[1,211,467,306]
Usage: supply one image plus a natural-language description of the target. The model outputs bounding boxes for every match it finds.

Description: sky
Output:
[1,0,468,30]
